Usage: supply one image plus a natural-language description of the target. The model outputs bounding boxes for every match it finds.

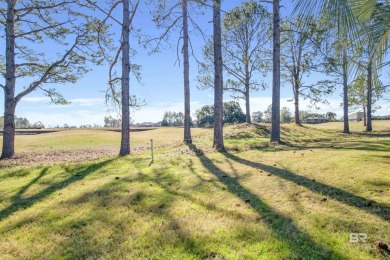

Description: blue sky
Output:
[1,0,389,127]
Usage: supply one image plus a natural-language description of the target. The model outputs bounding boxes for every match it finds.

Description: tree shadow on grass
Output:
[0,168,33,181]
[187,144,342,259]
[222,152,390,222]
[267,135,390,153]
[300,139,390,153]
[0,158,116,222]
[56,169,221,259]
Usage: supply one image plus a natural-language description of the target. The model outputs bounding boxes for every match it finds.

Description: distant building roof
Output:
[349,112,364,120]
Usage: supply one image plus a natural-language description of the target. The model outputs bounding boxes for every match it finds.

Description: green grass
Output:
[0,122,389,259]
[2,127,210,153]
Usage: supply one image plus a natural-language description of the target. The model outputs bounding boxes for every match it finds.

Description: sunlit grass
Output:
[0,127,210,154]
[308,120,390,132]
[0,122,389,259]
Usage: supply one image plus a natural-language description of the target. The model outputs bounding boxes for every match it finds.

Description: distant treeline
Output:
[161,112,194,127]
[104,116,121,128]
[0,116,45,129]
[373,115,390,120]
[252,107,337,124]
[161,101,246,128]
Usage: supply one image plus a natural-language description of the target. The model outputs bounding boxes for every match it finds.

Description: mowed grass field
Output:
[0,121,389,259]
[4,128,210,153]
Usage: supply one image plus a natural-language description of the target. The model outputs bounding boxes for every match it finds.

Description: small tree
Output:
[196,105,214,128]
[263,104,272,123]
[161,111,185,126]
[252,111,264,123]
[195,102,246,127]
[280,107,292,124]
[325,112,337,122]
[33,121,45,129]
[223,101,246,125]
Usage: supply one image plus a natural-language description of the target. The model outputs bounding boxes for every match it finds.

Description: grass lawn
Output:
[0,121,389,259]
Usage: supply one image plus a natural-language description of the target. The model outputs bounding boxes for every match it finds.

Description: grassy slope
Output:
[0,122,389,259]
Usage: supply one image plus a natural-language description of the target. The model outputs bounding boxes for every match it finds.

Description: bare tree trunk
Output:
[366,61,372,132]
[2,0,17,159]
[213,0,225,151]
[182,0,192,144]
[363,105,367,127]
[342,38,350,134]
[294,83,300,125]
[120,0,131,156]
[271,0,280,142]
[244,52,251,124]
[2,102,16,159]
[245,79,251,124]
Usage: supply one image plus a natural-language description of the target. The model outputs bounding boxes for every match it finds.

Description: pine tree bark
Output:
[271,0,281,142]
[245,78,251,124]
[182,0,192,144]
[294,82,300,125]
[366,61,373,132]
[244,49,251,124]
[120,0,131,156]
[2,0,17,159]
[342,37,350,133]
[363,105,367,127]
[212,0,225,151]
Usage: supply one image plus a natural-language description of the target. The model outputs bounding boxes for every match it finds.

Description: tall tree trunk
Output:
[342,37,350,134]
[120,0,131,156]
[212,0,225,151]
[2,102,16,159]
[363,105,367,127]
[271,0,280,142]
[245,90,250,124]
[182,0,192,144]
[244,51,251,124]
[245,78,251,124]
[366,61,372,132]
[293,83,300,125]
[2,0,17,159]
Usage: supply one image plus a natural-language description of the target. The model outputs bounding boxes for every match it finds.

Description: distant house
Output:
[305,117,328,124]
[348,112,364,122]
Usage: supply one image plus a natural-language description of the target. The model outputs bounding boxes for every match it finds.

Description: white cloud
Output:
[21,97,51,103]
[21,97,105,108]
[70,98,105,107]
[21,110,106,127]
[19,100,206,126]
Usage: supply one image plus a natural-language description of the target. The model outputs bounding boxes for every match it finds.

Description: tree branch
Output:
[86,0,122,26]
[14,33,83,103]
[15,20,72,38]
